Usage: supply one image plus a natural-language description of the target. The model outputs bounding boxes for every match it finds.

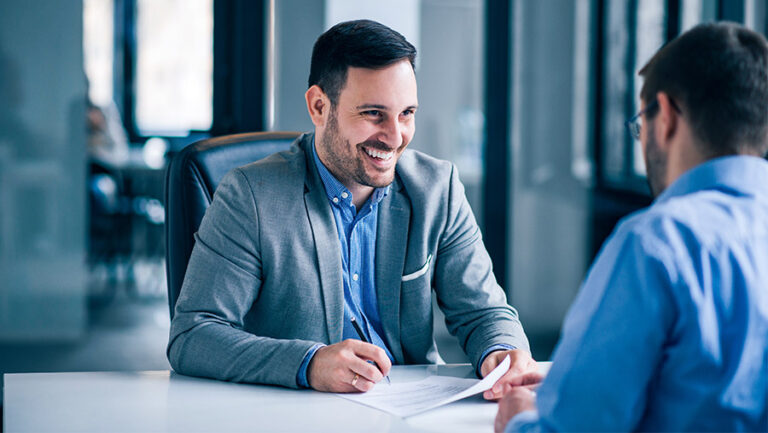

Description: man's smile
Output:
[363,146,394,161]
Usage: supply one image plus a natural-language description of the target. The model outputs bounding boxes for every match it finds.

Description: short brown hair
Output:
[640,22,768,157]
[308,20,416,105]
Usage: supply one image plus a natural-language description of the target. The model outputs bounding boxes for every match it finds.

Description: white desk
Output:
[4,364,512,433]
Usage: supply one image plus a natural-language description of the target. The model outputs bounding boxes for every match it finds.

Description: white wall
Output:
[272,0,324,132]
[417,0,485,224]
[271,0,421,133]
[325,0,420,50]
[509,0,595,335]
[0,0,87,340]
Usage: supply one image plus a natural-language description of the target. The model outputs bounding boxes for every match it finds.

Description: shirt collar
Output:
[655,155,768,205]
[310,137,390,207]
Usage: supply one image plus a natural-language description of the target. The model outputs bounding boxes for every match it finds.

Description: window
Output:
[597,0,757,193]
[600,0,666,192]
[680,0,717,32]
[83,0,114,107]
[745,0,768,32]
[134,0,213,136]
[631,0,666,176]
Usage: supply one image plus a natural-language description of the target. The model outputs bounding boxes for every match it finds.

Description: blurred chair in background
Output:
[86,98,133,304]
[86,97,167,304]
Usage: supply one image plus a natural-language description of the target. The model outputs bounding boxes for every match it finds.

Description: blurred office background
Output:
[0,0,764,423]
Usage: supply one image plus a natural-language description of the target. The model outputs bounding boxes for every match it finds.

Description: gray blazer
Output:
[168,133,529,388]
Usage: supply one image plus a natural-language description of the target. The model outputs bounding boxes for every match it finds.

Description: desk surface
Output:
[4,364,526,433]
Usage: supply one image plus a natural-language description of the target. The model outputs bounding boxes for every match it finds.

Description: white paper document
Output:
[335,355,510,418]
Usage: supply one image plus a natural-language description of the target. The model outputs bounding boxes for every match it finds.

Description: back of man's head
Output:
[308,19,417,105]
[640,22,768,157]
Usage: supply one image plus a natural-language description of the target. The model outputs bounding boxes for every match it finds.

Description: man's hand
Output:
[481,349,538,400]
[494,387,537,433]
[307,339,392,393]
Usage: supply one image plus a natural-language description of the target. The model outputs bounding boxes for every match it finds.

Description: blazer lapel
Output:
[375,176,410,364]
[301,137,344,343]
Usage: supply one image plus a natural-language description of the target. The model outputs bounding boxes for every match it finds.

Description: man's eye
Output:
[401,109,415,117]
[362,110,382,117]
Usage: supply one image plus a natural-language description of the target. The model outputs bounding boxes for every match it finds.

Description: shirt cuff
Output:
[297,343,325,388]
[505,409,542,433]
[477,344,516,378]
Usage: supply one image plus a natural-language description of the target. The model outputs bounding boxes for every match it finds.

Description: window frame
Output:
[112,0,267,145]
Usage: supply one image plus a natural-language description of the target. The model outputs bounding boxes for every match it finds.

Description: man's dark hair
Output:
[640,22,768,156]
[308,19,417,105]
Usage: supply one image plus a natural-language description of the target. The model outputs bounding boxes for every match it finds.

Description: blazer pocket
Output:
[401,254,432,282]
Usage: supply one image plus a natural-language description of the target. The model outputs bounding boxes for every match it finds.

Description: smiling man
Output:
[168,19,535,393]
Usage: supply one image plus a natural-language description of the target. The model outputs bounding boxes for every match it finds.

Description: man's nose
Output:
[377,116,403,148]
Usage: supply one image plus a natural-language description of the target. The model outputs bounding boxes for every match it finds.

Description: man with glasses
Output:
[495,22,768,432]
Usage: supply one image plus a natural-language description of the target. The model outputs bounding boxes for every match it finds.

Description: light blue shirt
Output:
[296,141,394,387]
[297,140,515,387]
[507,156,768,432]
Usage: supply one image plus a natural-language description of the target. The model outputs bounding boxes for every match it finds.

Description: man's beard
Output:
[321,110,396,189]
[644,121,668,197]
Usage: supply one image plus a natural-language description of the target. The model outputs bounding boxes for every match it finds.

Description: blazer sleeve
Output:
[167,168,317,388]
[433,164,530,369]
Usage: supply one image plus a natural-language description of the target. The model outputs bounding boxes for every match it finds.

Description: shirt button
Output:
[341,192,349,199]
[332,197,339,203]
[352,273,359,281]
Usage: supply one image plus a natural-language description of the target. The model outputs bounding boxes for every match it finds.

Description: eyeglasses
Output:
[625,99,659,141]
[625,98,681,141]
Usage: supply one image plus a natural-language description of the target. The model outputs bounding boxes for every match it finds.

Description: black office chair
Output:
[164,131,300,318]
[88,160,134,303]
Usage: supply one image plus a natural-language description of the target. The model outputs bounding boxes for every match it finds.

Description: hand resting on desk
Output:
[307,339,392,393]
[481,349,538,401]
[493,380,544,433]
[492,370,545,433]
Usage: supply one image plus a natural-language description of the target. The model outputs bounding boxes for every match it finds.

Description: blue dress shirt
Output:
[296,141,394,387]
[297,140,516,387]
[507,156,768,432]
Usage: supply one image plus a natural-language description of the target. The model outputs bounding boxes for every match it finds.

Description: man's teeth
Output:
[365,148,394,160]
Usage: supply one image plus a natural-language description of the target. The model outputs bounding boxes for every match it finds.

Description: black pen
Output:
[350,317,391,384]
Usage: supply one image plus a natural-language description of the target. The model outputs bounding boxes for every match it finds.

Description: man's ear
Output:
[305,85,330,128]
[655,91,679,149]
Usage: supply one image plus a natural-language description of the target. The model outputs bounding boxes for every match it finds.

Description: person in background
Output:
[496,21,768,432]
[87,97,129,168]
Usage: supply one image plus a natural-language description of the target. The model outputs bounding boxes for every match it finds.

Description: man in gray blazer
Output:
[168,19,534,394]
